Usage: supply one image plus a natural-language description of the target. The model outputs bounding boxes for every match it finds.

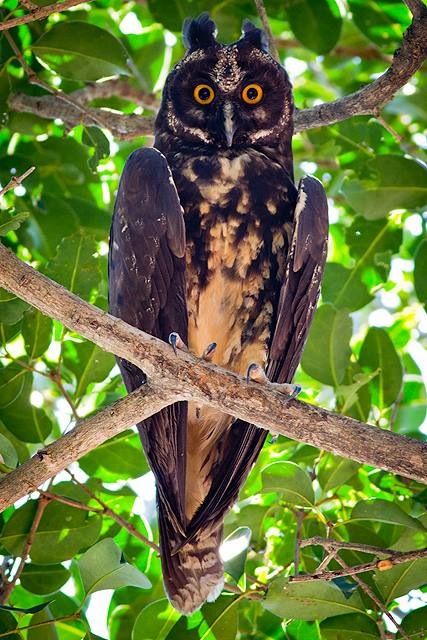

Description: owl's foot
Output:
[202,342,217,361]
[246,363,301,399]
[168,332,188,356]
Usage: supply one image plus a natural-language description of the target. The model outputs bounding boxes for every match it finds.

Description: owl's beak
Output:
[223,101,236,147]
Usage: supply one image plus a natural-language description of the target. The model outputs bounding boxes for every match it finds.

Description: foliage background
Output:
[0,0,426,638]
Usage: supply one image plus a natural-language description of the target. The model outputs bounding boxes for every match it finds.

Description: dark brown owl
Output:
[108,14,328,614]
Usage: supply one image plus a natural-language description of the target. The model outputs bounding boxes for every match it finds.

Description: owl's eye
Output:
[242,83,263,105]
[193,84,215,105]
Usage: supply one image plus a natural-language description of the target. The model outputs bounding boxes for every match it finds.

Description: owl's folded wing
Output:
[108,147,188,531]
[267,175,329,383]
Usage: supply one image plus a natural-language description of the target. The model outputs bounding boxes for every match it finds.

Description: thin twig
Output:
[0,615,78,639]
[253,0,280,62]
[300,537,395,557]
[290,538,427,583]
[0,495,49,604]
[335,556,410,640]
[0,166,35,198]
[293,510,305,576]
[66,470,159,551]
[49,370,79,422]
[376,114,404,144]
[0,0,93,31]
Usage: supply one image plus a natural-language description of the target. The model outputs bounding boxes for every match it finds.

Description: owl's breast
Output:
[170,149,297,374]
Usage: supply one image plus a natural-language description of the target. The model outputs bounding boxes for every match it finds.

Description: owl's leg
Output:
[246,363,301,398]
[169,333,217,362]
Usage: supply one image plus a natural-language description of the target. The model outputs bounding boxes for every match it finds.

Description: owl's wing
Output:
[108,147,188,530]
[267,175,329,383]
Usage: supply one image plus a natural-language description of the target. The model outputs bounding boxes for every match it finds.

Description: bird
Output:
[108,14,328,614]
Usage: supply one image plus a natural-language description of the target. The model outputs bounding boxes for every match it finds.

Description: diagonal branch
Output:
[6,6,427,136]
[0,241,425,513]
[0,0,93,31]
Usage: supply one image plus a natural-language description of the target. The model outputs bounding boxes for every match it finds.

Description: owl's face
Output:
[157,15,293,152]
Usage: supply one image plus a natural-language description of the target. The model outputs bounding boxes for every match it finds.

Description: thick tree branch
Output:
[7,7,427,136]
[0,0,93,31]
[0,242,425,512]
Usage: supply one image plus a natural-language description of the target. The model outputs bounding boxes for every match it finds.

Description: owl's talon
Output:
[202,342,217,361]
[246,363,268,384]
[246,363,301,399]
[168,332,187,356]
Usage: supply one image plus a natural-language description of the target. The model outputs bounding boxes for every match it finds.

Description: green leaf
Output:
[78,538,150,595]
[322,263,373,312]
[0,601,51,614]
[27,608,58,640]
[147,0,206,32]
[0,289,29,325]
[324,216,403,311]
[398,605,427,639]
[0,610,20,640]
[318,454,360,493]
[263,579,365,620]
[351,500,425,531]
[359,327,403,408]
[285,0,342,54]
[0,401,52,443]
[46,234,99,300]
[132,599,181,640]
[301,304,352,386]
[0,363,31,409]
[320,613,380,639]
[261,461,314,507]
[79,430,148,481]
[63,341,115,398]
[0,499,101,563]
[374,558,427,604]
[32,22,130,82]
[342,156,427,219]
[20,564,70,596]
[222,527,251,583]
[82,127,110,172]
[414,239,427,310]
[0,210,29,236]
[0,432,18,472]
[347,0,410,49]
[22,309,53,359]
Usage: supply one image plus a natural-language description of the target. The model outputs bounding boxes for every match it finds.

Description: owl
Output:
[108,14,328,614]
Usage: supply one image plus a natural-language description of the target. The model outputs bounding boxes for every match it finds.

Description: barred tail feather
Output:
[159,506,224,614]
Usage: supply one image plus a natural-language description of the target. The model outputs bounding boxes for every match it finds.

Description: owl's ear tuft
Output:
[183,13,218,51]
[240,19,269,53]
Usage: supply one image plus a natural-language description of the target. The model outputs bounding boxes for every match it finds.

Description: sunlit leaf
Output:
[285,0,342,54]
[359,327,403,408]
[320,613,380,639]
[261,461,314,507]
[301,304,352,386]
[22,309,53,359]
[263,579,365,620]
[32,22,130,81]
[79,430,148,481]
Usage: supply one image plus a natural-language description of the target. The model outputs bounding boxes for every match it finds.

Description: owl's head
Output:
[156,14,293,153]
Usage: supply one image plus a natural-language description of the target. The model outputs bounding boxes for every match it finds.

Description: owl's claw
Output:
[246,363,301,399]
[202,342,217,361]
[168,332,187,356]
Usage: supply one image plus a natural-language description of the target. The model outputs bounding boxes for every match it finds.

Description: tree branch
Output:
[7,7,426,136]
[253,0,280,62]
[0,0,93,31]
[0,242,425,512]
[0,166,35,198]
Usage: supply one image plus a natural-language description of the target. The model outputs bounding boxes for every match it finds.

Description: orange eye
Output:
[193,84,215,105]
[242,83,263,105]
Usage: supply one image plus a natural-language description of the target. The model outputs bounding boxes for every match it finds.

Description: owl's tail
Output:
[159,505,224,614]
